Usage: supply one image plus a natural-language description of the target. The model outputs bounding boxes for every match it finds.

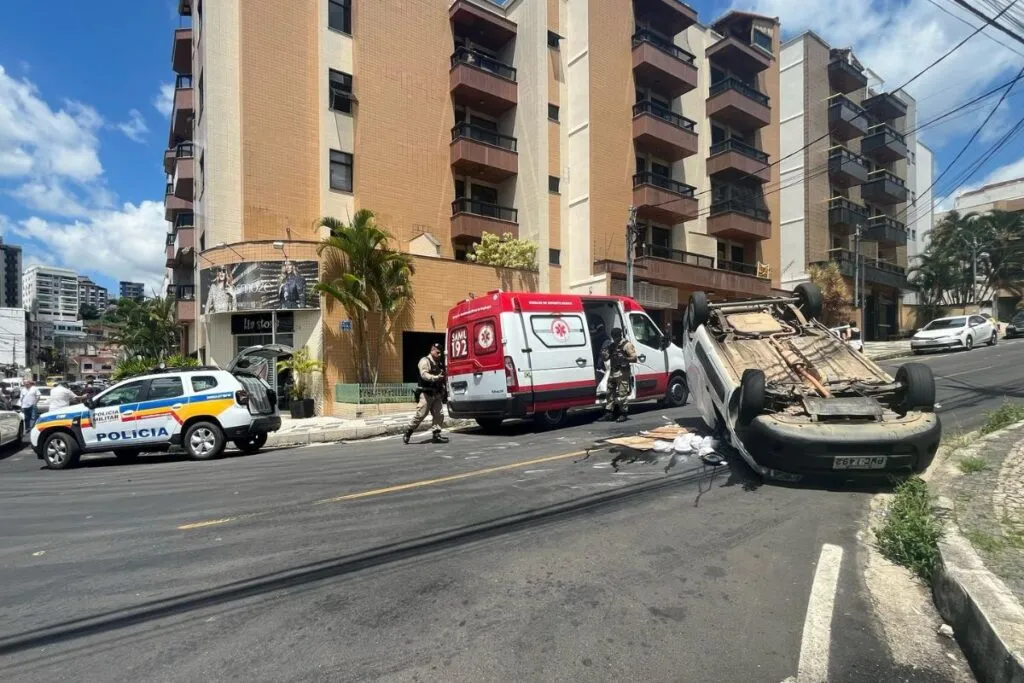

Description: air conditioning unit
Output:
[611,280,678,310]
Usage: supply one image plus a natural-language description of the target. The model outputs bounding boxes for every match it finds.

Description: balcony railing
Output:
[717,259,758,276]
[829,146,867,167]
[631,28,696,64]
[167,284,196,300]
[639,243,714,268]
[869,214,906,232]
[452,197,518,223]
[632,100,697,131]
[709,138,768,163]
[867,123,905,145]
[633,172,696,197]
[709,77,769,107]
[174,212,195,229]
[174,142,195,158]
[451,122,517,152]
[451,46,516,81]
[867,169,906,187]
[710,199,770,221]
[828,249,906,276]
[175,74,193,88]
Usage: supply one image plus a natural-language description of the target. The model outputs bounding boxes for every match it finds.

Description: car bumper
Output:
[910,338,962,351]
[222,415,282,440]
[447,395,531,420]
[737,411,941,476]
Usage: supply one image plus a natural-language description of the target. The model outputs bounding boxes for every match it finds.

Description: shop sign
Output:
[200,260,320,315]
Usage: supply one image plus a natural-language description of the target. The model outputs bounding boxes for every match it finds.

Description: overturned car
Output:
[681,284,940,478]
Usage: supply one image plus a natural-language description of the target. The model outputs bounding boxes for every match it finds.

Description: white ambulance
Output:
[445,291,689,430]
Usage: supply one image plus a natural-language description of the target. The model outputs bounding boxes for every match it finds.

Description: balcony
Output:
[828,198,868,234]
[864,214,908,246]
[173,225,196,265]
[172,144,194,200]
[450,123,518,183]
[178,0,192,16]
[633,0,698,36]
[165,234,175,268]
[862,92,908,122]
[816,249,907,290]
[828,147,869,187]
[717,259,760,277]
[707,200,771,240]
[596,245,770,296]
[706,78,771,131]
[167,284,197,321]
[633,172,698,224]
[632,29,698,98]
[707,139,770,183]
[828,95,869,141]
[828,57,867,94]
[451,198,519,242]
[449,0,516,51]
[172,27,192,74]
[169,74,194,145]
[632,101,698,162]
[450,47,517,116]
[862,170,908,205]
[706,35,771,74]
[164,182,192,221]
[861,124,907,163]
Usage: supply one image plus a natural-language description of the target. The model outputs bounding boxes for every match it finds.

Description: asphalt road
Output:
[2,340,1021,682]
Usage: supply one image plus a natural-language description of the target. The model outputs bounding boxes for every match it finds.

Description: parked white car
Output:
[911,315,997,354]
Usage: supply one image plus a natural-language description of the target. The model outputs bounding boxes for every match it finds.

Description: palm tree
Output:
[108,296,180,359]
[316,210,415,384]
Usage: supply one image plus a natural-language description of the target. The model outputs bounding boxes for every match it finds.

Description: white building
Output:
[0,307,27,370]
[934,175,1024,223]
[23,266,79,323]
[77,276,109,312]
[904,142,934,305]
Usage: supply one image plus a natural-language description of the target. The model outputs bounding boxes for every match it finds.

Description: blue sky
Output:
[0,0,1023,297]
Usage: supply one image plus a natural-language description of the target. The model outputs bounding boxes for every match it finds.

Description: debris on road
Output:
[938,623,954,639]
[596,424,724,473]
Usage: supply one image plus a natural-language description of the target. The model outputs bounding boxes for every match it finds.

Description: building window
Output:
[329,70,354,113]
[328,0,351,34]
[548,175,560,193]
[752,29,772,53]
[330,150,353,192]
[547,31,561,49]
[549,248,561,265]
[548,104,559,122]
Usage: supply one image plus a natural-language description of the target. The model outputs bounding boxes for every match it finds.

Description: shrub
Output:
[874,477,943,581]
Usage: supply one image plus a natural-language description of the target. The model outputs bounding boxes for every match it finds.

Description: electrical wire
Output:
[926,0,1024,58]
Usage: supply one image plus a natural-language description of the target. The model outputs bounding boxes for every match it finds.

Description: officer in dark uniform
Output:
[601,328,638,422]
[404,342,448,444]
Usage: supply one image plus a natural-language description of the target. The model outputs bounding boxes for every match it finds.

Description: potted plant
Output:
[276,348,324,419]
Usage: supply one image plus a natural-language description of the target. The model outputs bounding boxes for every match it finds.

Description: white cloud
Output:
[153,83,175,118]
[0,148,33,177]
[10,180,91,218]
[114,108,149,143]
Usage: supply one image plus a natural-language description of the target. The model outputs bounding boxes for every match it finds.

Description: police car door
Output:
[83,379,146,448]
[131,376,187,444]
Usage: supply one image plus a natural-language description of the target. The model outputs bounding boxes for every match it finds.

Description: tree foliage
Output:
[276,347,324,400]
[106,296,181,360]
[467,232,538,271]
[316,210,415,385]
[79,303,100,321]
[112,354,199,381]
[807,262,851,326]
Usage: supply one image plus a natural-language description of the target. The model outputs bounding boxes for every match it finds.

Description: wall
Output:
[319,0,355,233]
[758,18,782,289]
[905,141,934,305]
[680,26,715,260]
[0,308,26,369]
[565,0,592,287]
[778,37,806,288]
[802,34,833,269]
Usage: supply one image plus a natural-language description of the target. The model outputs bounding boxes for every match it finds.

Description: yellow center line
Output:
[177,517,238,530]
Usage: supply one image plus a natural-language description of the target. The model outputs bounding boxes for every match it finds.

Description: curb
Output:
[864,350,912,363]
[264,418,477,449]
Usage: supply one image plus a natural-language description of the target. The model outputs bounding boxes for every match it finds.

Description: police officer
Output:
[404,342,448,444]
[601,327,638,422]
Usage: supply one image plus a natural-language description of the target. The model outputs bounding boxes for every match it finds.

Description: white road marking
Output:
[936,365,994,380]
[795,543,844,683]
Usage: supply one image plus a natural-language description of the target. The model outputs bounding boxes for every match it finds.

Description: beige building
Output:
[162,0,784,412]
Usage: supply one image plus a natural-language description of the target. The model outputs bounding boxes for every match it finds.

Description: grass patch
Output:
[980,401,1024,435]
[875,477,943,581]
[958,456,988,474]
[964,529,1004,554]
[941,429,972,452]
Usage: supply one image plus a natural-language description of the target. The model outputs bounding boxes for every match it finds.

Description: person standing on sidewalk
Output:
[404,343,448,444]
[19,379,39,429]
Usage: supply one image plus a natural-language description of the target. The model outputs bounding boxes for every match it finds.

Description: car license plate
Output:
[833,456,887,470]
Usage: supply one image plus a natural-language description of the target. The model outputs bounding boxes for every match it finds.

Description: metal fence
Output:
[335,383,418,404]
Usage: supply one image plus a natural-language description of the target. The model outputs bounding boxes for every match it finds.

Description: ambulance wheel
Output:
[42,432,80,470]
[474,418,504,433]
[233,432,268,454]
[534,409,567,429]
[184,421,226,461]
[661,374,689,408]
[113,448,141,462]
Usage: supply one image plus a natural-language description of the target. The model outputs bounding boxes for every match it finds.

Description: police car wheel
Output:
[184,421,226,460]
[113,448,141,462]
[43,432,80,470]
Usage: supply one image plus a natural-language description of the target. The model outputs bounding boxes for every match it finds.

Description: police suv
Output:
[31,346,285,470]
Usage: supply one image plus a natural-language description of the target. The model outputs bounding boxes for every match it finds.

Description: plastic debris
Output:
[937,624,954,639]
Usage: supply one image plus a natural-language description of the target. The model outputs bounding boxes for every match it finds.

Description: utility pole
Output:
[625,206,639,297]
[853,224,863,334]
[971,235,978,306]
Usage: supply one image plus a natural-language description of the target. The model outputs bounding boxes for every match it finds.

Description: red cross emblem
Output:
[551,318,570,342]
[477,324,494,349]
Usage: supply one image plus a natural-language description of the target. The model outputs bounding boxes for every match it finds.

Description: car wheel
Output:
[534,409,567,430]
[794,283,823,321]
[662,375,689,408]
[989,331,998,346]
[965,335,974,351]
[113,448,141,462]
[895,363,936,415]
[184,421,226,460]
[474,417,504,433]
[42,432,80,470]
[233,432,268,454]
[688,292,709,332]
[737,369,766,426]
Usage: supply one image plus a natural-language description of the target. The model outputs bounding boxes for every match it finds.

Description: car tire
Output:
[989,331,997,346]
[688,292,709,332]
[534,409,567,430]
[737,369,766,427]
[474,417,504,433]
[895,363,936,414]
[965,335,974,351]
[794,283,824,321]
[661,374,689,408]
[183,421,226,460]
[233,432,268,454]
[42,432,80,470]
[113,448,141,462]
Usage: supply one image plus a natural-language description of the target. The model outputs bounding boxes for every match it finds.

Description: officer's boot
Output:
[432,429,449,444]
[403,429,413,444]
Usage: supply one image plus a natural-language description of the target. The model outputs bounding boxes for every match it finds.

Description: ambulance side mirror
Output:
[659,335,671,350]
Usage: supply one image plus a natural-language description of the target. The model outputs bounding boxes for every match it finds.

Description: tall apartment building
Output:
[77,276,110,312]
[0,239,23,309]
[119,281,146,301]
[165,0,783,411]
[904,141,934,306]
[778,32,919,341]
[23,266,79,323]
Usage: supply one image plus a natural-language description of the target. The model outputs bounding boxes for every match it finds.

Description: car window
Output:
[191,376,219,392]
[529,314,587,348]
[969,316,985,326]
[630,313,663,347]
[147,377,184,400]
[93,380,145,408]
[924,317,966,330]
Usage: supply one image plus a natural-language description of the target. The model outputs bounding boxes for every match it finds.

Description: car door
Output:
[131,376,187,444]
[520,308,596,411]
[82,380,146,449]
[628,311,669,400]
[968,315,989,345]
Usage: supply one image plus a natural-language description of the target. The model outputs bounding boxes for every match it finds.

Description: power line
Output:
[925,0,1024,58]
[950,0,1024,45]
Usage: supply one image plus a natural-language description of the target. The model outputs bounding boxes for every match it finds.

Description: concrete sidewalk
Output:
[863,340,911,361]
[265,408,475,448]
